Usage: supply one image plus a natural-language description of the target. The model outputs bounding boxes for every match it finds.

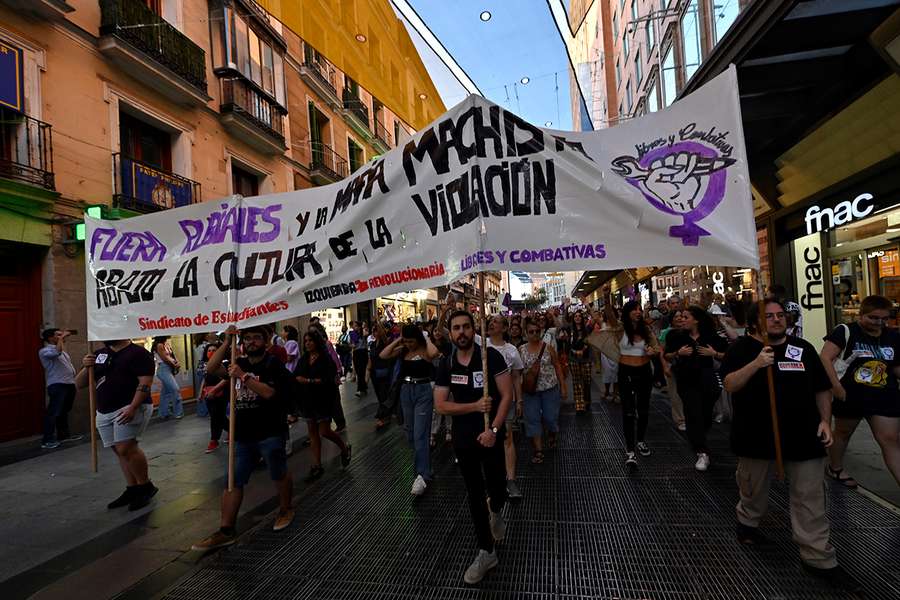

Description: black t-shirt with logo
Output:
[94,343,156,414]
[719,335,830,461]
[435,345,509,449]
[824,322,900,416]
[234,355,294,442]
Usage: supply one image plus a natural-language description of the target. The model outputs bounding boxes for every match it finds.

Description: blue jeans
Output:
[156,362,183,418]
[400,382,433,480]
[43,383,76,443]
[523,385,561,438]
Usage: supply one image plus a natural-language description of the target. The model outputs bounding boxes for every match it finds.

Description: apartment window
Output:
[232,163,258,197]
[119,112,171,170]
[625,80,633,113]
[623,32,629,58]
[615,59,621,87]
[713,0,741,44]
[631,0,638,21]
[645,15,654,55]
[348,137,364,172]
[394,121,401,145]
[681,0,701,81]
[647,77,659,113]
[634,48,642,87]
[612,11,619,39]
[662,44,677,106]
[225,9,286,107]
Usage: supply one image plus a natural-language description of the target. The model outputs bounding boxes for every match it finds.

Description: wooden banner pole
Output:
[755,276,785,480]
[87,342,98,473]
[227,334,238,491]
[479,273,490,431]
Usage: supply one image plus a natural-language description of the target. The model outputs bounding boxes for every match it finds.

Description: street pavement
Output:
[1,376,899,599]
[0,380,378,600]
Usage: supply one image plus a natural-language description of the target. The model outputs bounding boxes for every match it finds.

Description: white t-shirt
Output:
[486,338,524,371]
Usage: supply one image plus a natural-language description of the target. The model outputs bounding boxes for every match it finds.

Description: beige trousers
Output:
[735,456,837,568]
[665,373,684,426]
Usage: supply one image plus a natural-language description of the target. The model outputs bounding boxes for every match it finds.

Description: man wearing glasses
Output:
[821,294,900,490]
[720,300,859,593]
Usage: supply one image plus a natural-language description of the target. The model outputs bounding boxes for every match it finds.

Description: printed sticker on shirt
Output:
[881,347,895,361]
[853,360,888,388]
[473,371,485,388]
[95,353,108,364]
[784,344,804,361]
[451,374,468,386]
[777,361,805,372]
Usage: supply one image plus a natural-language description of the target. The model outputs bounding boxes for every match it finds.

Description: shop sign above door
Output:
[805,193,875,235]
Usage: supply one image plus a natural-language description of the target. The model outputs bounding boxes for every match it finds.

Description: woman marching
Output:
[153,336,183,419]
[594,292,661,471]
[369,321,396,430]
[379,324,440,496]
[519,317,567,464]
[663,306,728,471]
[294,330,351,483]
[569,311,594,415]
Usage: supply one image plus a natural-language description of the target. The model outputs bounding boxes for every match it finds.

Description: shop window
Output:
[232,163,258,197]
[680,0,701,81]
[713,0,741,44]
[119,112,172,170]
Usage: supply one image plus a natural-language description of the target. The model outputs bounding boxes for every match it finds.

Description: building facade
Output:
[0,0,440,442]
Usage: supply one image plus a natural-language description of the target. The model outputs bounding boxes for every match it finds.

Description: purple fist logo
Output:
[611,141,735,246]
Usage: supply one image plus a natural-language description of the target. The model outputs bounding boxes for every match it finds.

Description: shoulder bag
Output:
[832,324,859,381]
[522,343,546,395]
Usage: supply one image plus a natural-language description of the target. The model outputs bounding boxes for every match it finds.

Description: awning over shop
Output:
[573,267,666,300]
[679,0,900,213]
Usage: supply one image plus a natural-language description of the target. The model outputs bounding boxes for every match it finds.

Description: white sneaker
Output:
[677,423,687,431]
[490,511,506,542]
[410,475,427,496]
[463,549,498,584]
[695,453,710,471]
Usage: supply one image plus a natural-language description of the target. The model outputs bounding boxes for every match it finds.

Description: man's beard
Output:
[245,346,266,357]
[455,334,473,349]
[767,330,786,342]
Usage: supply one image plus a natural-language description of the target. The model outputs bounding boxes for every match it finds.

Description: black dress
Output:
[294,352,338,422]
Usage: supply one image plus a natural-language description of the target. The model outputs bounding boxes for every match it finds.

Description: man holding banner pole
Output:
[192,325,296,551]
[76,339,157,511]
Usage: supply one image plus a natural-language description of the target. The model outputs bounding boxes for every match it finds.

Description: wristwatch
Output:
[491,426,499,434]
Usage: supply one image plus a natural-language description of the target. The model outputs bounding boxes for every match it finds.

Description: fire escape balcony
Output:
[112,153,201,213]
[98,0,210,107]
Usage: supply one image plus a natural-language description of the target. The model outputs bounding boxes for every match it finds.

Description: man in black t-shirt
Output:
[434,310,513,585]
[192,325,296,551]
[76,339,157,511]
[820,294,900,489]
[720,300,859,594]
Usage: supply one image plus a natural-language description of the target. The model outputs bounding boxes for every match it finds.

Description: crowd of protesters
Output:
[47,281,900,593]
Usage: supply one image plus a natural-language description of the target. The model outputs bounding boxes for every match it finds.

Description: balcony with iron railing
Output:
[341,88,371,137]
[308,141,348,185]
[373,119,392,152]
[300,42,340,106]
[112,153,201,213]
[0,106,55,192]
[99,0,209,106]
[220,76,287,154]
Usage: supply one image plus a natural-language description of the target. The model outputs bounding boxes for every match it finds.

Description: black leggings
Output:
[619,363,653,452]
[678,383,719,454]
[207,394,229,441]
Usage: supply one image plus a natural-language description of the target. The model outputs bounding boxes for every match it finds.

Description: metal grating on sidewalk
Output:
[160,383,900,599]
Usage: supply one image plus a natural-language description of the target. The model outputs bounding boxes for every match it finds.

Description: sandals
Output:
[826,466,858,488]
[531,451,544,464]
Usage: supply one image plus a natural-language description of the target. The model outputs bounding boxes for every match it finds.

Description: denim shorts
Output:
[231,435,288,488]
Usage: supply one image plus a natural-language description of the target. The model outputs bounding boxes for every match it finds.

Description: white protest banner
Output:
[86,66,757,341]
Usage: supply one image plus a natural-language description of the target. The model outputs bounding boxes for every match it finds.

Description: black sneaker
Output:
[736,523,772,546]
[341,445,352,468]
[636,442,651,456]
[624,452,638,472]
[304,465,325,483]
[128,483,159,511]
[802,563,862,594]
[107,487,136,509]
